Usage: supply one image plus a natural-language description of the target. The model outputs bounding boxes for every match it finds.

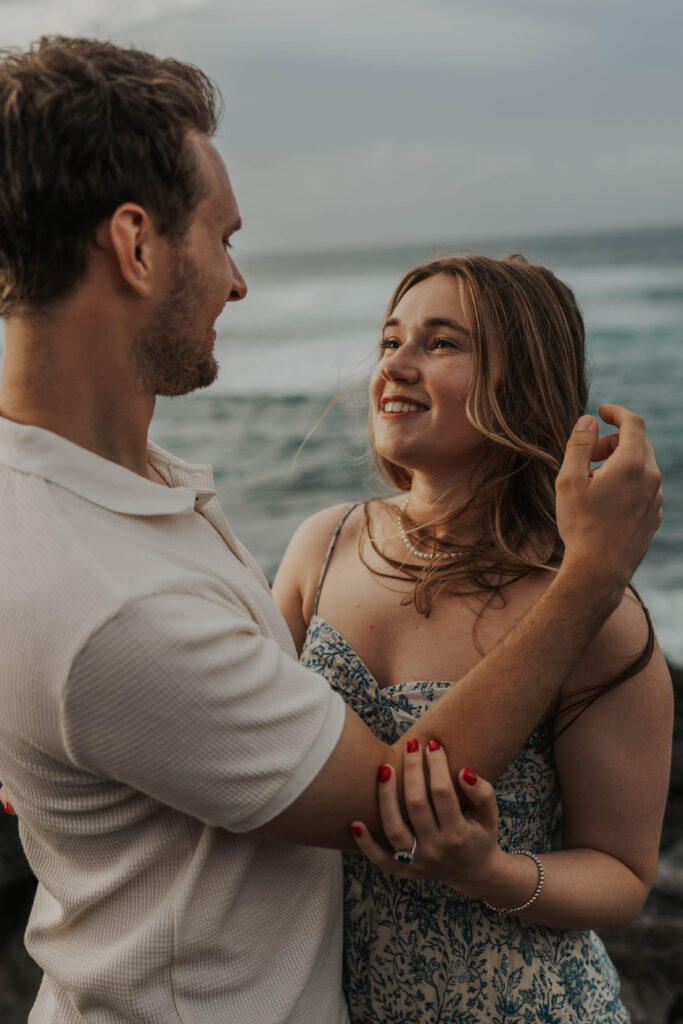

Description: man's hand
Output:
[556,405,662,597]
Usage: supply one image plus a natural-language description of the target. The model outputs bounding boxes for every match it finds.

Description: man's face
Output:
[134,135,246,397]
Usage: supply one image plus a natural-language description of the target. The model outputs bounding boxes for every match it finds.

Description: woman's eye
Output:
[432,337,457,350]
[379,337,399,351]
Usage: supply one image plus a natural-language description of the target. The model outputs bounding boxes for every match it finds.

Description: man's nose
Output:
[226,256,247,302]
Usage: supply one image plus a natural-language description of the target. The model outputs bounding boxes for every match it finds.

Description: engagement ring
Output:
[392,835,417,865]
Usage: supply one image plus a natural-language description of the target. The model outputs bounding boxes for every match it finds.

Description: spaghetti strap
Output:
[312,502,362,617]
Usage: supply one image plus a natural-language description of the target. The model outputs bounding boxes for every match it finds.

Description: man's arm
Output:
[256,406,663,849]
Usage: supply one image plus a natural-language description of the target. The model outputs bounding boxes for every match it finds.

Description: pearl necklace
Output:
[397,496,461,561]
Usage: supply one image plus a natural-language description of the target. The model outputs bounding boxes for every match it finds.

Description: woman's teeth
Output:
[383,401,426,413]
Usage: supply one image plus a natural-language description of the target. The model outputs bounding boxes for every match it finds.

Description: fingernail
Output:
[350,824,362,837]
[428,739,440,752]
[378,764,392,783]
[575,415,593,431]
[406,738,419,753]
[3,800,13,815]
[463,768,477,786]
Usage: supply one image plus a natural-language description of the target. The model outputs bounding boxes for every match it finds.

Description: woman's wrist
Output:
[482,850,544,914]
[466,847,540,910]
[553,555,624,622]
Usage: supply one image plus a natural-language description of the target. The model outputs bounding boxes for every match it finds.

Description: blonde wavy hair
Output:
[364,252,653,733]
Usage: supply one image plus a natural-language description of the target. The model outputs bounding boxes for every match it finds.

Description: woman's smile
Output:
[379,394,429,415]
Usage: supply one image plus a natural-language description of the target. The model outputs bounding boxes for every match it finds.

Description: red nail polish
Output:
[350,824,362,837]
[3,800,13,815]
[378,764,392,783]
[406,738,419,753]
[428,739,440,752]
[463,768,477,786]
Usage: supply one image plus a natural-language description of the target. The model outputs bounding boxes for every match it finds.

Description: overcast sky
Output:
[1,0,681,254]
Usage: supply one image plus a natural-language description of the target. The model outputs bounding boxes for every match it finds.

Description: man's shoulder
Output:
[0,464,128,659]
[0,460,120,581]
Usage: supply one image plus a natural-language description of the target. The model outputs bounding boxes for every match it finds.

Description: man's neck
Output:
[1,311,156,481]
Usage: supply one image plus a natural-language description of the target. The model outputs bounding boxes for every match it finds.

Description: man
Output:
[0,37,662,1023]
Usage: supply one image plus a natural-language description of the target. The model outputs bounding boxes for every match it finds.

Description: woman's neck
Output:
[403,473,486,542]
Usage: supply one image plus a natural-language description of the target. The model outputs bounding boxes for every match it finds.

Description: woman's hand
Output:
[350,740,503,897]
[1,783,15,815]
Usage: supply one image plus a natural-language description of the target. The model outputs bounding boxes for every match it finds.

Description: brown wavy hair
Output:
[365,253,654,734]
[0,36,220,315]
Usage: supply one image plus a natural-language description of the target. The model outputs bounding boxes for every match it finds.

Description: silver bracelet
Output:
[482,849,545,915]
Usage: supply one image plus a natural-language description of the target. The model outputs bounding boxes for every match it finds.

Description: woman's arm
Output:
[352,593,673,929]
[520,593,672,928]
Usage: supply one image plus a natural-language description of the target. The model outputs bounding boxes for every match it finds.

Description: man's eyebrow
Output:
[225,216,242,234]
[381,316,470,334]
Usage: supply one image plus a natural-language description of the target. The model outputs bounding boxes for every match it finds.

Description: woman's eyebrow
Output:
[381,316,470,335]
[382,317,400,331]
[423,316,470,335]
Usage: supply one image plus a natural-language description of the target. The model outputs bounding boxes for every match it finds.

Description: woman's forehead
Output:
[392,273,468,323]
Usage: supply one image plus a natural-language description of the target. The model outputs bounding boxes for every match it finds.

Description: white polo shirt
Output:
[0,417,348,1024]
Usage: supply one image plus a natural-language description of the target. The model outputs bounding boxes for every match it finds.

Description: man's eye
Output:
[222,238,233,250]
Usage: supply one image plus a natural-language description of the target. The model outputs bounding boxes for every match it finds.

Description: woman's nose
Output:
[380,350,419,384]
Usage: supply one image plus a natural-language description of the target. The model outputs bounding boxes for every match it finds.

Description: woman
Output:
[273,254,672,1022]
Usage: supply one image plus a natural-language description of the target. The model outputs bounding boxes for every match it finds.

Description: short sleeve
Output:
[63,592,346,832]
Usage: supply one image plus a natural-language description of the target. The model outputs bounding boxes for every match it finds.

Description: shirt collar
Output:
[0,417,216,516]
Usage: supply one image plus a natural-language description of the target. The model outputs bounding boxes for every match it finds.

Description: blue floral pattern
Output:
[301,615,629,1024]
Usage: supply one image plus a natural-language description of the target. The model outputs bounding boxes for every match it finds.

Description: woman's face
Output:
[370,273,500,479]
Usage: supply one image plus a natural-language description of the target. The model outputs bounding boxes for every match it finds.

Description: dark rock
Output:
[0,876,41,1022]
[601,838,683,1023]
[602,916,683,1024]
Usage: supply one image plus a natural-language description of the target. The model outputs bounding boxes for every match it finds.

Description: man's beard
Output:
[134,248,219,397]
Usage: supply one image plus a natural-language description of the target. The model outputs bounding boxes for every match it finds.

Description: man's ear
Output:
[99,204,161,297]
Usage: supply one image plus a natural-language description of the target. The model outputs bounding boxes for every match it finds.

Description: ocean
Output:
[0,225,679,661]
[150,224,683,665]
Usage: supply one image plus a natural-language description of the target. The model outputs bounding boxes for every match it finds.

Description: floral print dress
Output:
[300,610,630,1024]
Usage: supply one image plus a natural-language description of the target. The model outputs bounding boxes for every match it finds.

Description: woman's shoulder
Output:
[272,502,365,650]
[562,588,671,702]
[274,502,363,599]
[288,501,364,554]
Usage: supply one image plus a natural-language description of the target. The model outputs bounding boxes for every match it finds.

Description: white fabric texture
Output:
[0,417,348,1024]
